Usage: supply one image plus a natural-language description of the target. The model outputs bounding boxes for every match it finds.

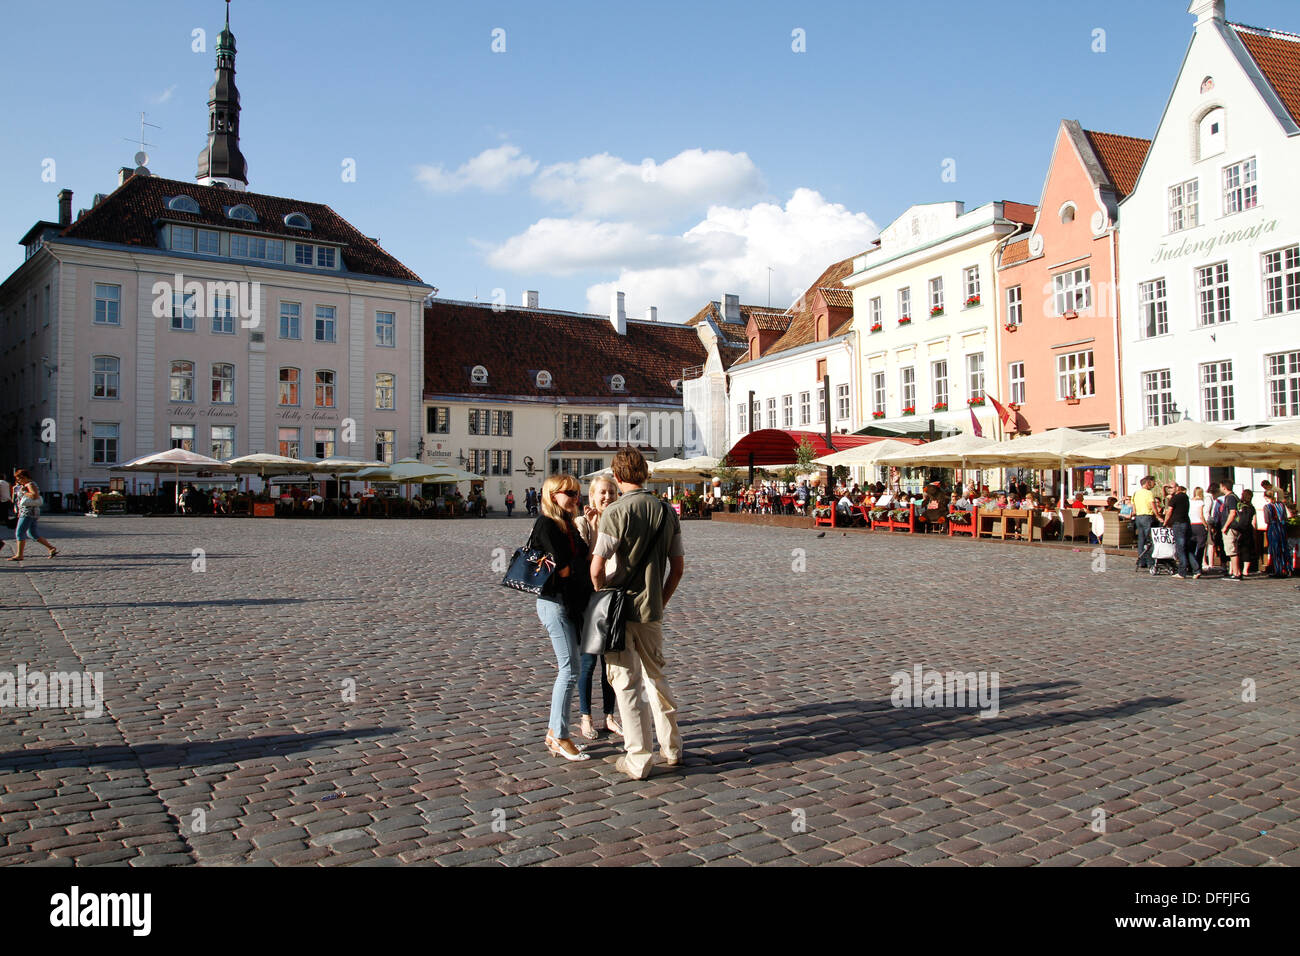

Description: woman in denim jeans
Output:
[7,469,57,561]
[574,475,621,741]
[531,474,594,761]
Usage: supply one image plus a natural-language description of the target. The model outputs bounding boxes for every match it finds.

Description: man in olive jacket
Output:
[591,447,685,780]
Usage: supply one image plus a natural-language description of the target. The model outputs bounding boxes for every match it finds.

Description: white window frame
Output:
[91,422,120,465]
[766,397,777,429]
[1056,350,1095,400]
[928,277,944,315]
[170,360,194,403]
[900,367,916,412]
[1195,262,1230,326]
[375,372,396,410]
[869,297,882,328]
[1142,369,1175,427]
[1262,244,1300,316]
[898,287,911,321]
[1053,266,1092,316]
[1138,278,1168,338]
[966,353,985,402]
[1009,362,1025,405]
[1200,360,1235,422]
[92,355,120,400]
[963,265,980,304]
[871,373,885,416]
[799,391,811,426]
[836,383,850,421]
[375,429,396,465]
[1266,351,1300,419]
[197,229,220,255]
[314,427,336,460]
[94,283,121,326]
[1168,179,1199,232]
[1005,285,1022,326]
[932,360,949,409]
[782,394,793,429]
[376,311,396,347]
[1222,157,1257,216]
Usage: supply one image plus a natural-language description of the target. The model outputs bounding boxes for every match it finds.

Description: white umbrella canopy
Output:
[420,465,486,483]
[1204,422,1300,463]
[581,467,615,481]
[645,457,715,482]
[113,448,229,471]
[1068,420,1243,466]
[962,428,1102,468]
[311,456,384,473]
[224,453,316,476]
[877,432,997,468]
[353,458,467,483]
[814,439,919,469]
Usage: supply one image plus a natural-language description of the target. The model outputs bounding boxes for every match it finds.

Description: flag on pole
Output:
[969,406,983,437]
[987,395,1013,427]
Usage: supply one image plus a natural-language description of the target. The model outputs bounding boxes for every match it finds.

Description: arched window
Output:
[1059,202,1077,224]
[167,195,201,214]
[471,365,488,384]
[225,204,257,223]
[169,360,194,403]
[610,374,626,392]
[315,370,336,408]
[92,355,120,399]
[283,212,312,230]
[278,367,300,406]
[1198,107,1225,160]
[536,370,552,388]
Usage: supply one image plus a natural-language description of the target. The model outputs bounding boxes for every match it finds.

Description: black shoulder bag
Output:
[500,525,557,595]
[581,501,671,655]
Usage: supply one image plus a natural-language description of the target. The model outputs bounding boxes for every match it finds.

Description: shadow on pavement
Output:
[674,682,1183,771]
[0,727,397,772]
[0,597,353,611]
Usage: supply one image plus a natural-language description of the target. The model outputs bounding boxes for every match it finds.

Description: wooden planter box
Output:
[252,502,276,517]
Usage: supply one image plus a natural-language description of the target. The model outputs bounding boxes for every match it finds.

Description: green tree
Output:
[794,438,819,476]
[712,453,739,491]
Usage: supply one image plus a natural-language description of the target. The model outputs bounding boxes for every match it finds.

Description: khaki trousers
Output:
[604,619,681,779]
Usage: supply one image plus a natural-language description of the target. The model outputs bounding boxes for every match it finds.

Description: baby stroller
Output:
[1147,526,1178,575]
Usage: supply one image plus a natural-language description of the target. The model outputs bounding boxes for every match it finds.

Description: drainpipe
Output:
[1108,224,1126,494]
[992,219,1028,490]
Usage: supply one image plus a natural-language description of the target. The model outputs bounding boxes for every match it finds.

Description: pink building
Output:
[994,121,1150,492]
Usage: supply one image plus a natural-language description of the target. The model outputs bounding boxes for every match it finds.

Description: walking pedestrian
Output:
[1189,487,1209,576]
[574,475,622,741]
[591,447,685,781]
[0,470,9,553]
[1219,482,1243,579]
[530,474,594,761]
[504,490,515,517]
[8,469,57,561]
[1163,483,1195,578]
[1133,475,1159,570]
[1264,488,1293,577]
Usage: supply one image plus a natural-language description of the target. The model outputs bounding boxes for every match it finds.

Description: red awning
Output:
[724,429,916,467]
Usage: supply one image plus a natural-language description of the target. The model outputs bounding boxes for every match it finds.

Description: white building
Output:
[1117,0,1300,492]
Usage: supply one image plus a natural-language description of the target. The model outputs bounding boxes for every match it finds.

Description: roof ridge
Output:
[1230,21,1300,42]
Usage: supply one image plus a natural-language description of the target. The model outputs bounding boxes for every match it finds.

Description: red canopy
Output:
[725,429,915,467]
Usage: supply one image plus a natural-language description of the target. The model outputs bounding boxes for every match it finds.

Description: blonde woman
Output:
[575,475,622,740]
[530,474,594,761]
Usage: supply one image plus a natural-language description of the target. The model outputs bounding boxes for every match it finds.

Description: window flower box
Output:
[872,411,886,420]
[1062,309,1078,320]
[968,397,986,407]
[897,317,912,326]
[965,296,981,307]
[932,402,948,412]
[870,323,883,333]
[1004,323,1018,333]
[1065,397,1081,406]
[902,407,916,416]
[929,306,944,317]
[948,511,971,525]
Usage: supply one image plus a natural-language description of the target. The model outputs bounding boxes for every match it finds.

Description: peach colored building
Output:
[994,121,1150,493]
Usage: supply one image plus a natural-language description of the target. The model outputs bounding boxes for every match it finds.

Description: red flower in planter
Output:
[1004,323,1018,333]
[902,406,916,416]
[898,317,912,326]
[929,306,944,317]
[932,402,948,412]
[968,397,986,407]
[872,411,886,420]
[965,295,981,307]
[870,323,882,332]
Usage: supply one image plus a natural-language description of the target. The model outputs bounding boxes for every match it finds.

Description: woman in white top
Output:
[573,476,622,740]
[8,469,57,560]
[1188,487,1208,572]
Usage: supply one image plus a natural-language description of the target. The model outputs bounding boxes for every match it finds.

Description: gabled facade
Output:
[723,254,864,458]
[995,121,1150,491]
[1117,0,1300,492]
[844,201,1035,440]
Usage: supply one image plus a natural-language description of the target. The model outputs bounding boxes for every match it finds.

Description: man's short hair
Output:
[611,447,649,485]
[1141,475,1155,485]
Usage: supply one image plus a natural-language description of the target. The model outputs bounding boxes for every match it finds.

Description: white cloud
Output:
[415,144,538,193]
[532,148,763,221]
[581,189,878,320]
[153,84,177,104]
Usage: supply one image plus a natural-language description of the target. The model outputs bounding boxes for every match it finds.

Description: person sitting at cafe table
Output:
[1069,491,1088,511]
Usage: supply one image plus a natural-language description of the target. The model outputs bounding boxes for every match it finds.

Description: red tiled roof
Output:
[1081,130,1151,200]
[732,252,864,367]
[59,174,422,282]
[1001,201,1038,226]
[749,310,789,332]
[1001,238,1031,267]
[1233,23,1300,125]
[820,287,854,308]
[424,300,706,401]
[688,301,780,345]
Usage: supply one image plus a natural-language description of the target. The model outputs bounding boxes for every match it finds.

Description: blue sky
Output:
[3,0,1298,319]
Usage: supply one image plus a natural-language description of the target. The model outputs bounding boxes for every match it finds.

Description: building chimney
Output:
[523,290,539,308]
[646,306,657,322]
[722,293,741,324]
[610,291,627,335]
[118,167,134,187]
[57,189,72,226]
[1188,0,1225,26]
[92,193,107,208]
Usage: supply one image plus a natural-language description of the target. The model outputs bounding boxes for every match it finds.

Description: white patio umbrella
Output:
[814,439,919,469]
[1205,423,1300,496]
[224,453,316,477]
[311,456,384,473]
[112,448,230,513]
[580,466,615,481]
[962,428,1104,508]
[420,465,486,483]
[1069,420,1246,490]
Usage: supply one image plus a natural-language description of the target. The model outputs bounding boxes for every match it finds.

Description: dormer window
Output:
[1198,107,1225,161]
[610,374,626,392]
[167,195,201,214]
[535,370,552,388]
[1059,202,1077,224]
[225,204,257,223]
[283,212,312,230]
[471,365,489,385]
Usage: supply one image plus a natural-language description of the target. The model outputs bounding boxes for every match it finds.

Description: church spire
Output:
[196,0,248,189]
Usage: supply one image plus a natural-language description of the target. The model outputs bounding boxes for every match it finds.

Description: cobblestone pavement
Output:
[1,514,1297,867]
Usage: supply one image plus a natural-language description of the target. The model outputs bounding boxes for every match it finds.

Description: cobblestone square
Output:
[1,515,1297,866]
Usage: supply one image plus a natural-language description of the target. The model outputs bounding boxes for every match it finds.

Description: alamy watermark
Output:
[0,665,104,718]
[890,664,999,718]
[593,403,701,450]
[151,273,261,329]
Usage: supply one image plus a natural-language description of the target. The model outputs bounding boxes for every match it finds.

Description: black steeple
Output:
[196,0,248,189]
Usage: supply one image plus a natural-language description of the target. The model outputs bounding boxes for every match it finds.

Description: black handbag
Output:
[500,529,556,595]
[580,500,671,655]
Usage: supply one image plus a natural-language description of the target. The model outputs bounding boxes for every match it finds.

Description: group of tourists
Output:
[526,448,685,781]
[0,467,58,560]
[1132,477,1294,580]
